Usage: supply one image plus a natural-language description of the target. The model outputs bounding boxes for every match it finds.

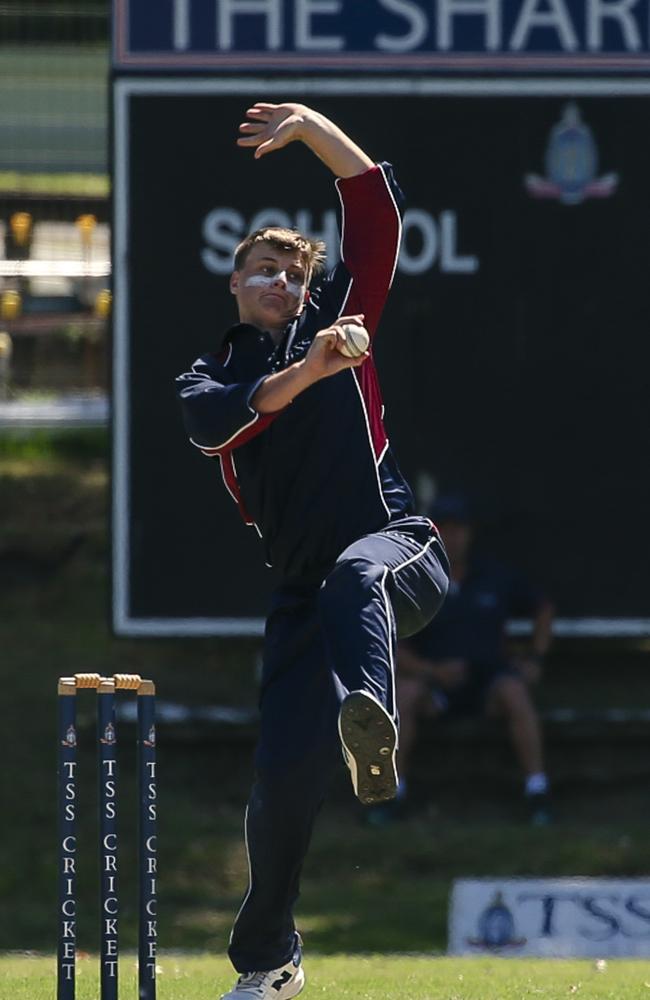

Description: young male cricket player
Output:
[176,102,449,1000]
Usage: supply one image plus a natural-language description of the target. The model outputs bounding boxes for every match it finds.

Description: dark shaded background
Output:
[121,91,650,624]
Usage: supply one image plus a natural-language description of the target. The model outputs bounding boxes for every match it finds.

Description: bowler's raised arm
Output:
[237,102,374,177]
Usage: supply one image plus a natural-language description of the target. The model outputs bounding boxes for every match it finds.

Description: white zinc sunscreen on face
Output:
[245,271,304,298]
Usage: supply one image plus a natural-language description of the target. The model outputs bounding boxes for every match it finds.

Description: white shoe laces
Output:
[235,970,277,995]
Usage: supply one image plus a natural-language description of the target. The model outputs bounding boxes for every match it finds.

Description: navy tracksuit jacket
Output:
[177,164,449,972]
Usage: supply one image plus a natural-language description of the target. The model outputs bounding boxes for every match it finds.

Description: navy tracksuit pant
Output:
[228,515,449,972]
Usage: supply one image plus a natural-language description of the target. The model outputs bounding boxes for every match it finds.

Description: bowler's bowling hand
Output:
[237,102,312,159]
[302,315,368,382]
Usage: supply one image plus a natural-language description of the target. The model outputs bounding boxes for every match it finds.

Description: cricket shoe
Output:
[338,690,398,805]
[220,941,304,1000]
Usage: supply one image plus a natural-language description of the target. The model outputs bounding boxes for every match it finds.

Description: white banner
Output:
[449,879,650,957]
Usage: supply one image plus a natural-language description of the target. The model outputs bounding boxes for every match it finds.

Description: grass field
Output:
[4,954,650,999]
[2,432,650,975]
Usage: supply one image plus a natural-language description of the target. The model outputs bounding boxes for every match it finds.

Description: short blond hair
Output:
[234,227,327,280]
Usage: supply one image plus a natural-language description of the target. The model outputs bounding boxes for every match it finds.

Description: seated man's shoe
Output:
[339,690,398,805]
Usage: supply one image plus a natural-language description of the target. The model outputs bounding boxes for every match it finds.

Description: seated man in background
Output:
[394,494,554,825]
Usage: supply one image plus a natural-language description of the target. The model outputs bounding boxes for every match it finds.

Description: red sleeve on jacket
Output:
[335,164,403,338]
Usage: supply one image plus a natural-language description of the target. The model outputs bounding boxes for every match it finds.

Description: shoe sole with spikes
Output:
[338,691,398,805]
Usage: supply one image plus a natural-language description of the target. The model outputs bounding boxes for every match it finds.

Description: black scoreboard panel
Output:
[114,83,650,632]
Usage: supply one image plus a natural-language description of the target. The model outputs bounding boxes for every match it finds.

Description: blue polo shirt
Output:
[409,559,544,665]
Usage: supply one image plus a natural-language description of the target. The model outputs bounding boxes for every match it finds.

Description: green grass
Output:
[0,426,109,461]
[4,954,650,999]
[0,171,108,196]
[3,437,650,962]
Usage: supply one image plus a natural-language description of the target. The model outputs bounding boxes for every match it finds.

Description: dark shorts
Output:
[432,660,518,718]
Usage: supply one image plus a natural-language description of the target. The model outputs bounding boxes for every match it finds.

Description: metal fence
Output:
[0,2,110,399]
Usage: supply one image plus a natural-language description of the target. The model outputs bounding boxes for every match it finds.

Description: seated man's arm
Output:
[520,599,555,684]
[532,599,555,659]
[508,570,555,684]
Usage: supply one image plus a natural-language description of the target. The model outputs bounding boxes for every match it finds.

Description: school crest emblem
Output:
[100,721,116,745]
[467,891,526,950]
[525,103,618,205]
[61,724,77,748]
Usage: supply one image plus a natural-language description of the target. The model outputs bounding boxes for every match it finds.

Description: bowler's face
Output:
[230,243,308,333]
